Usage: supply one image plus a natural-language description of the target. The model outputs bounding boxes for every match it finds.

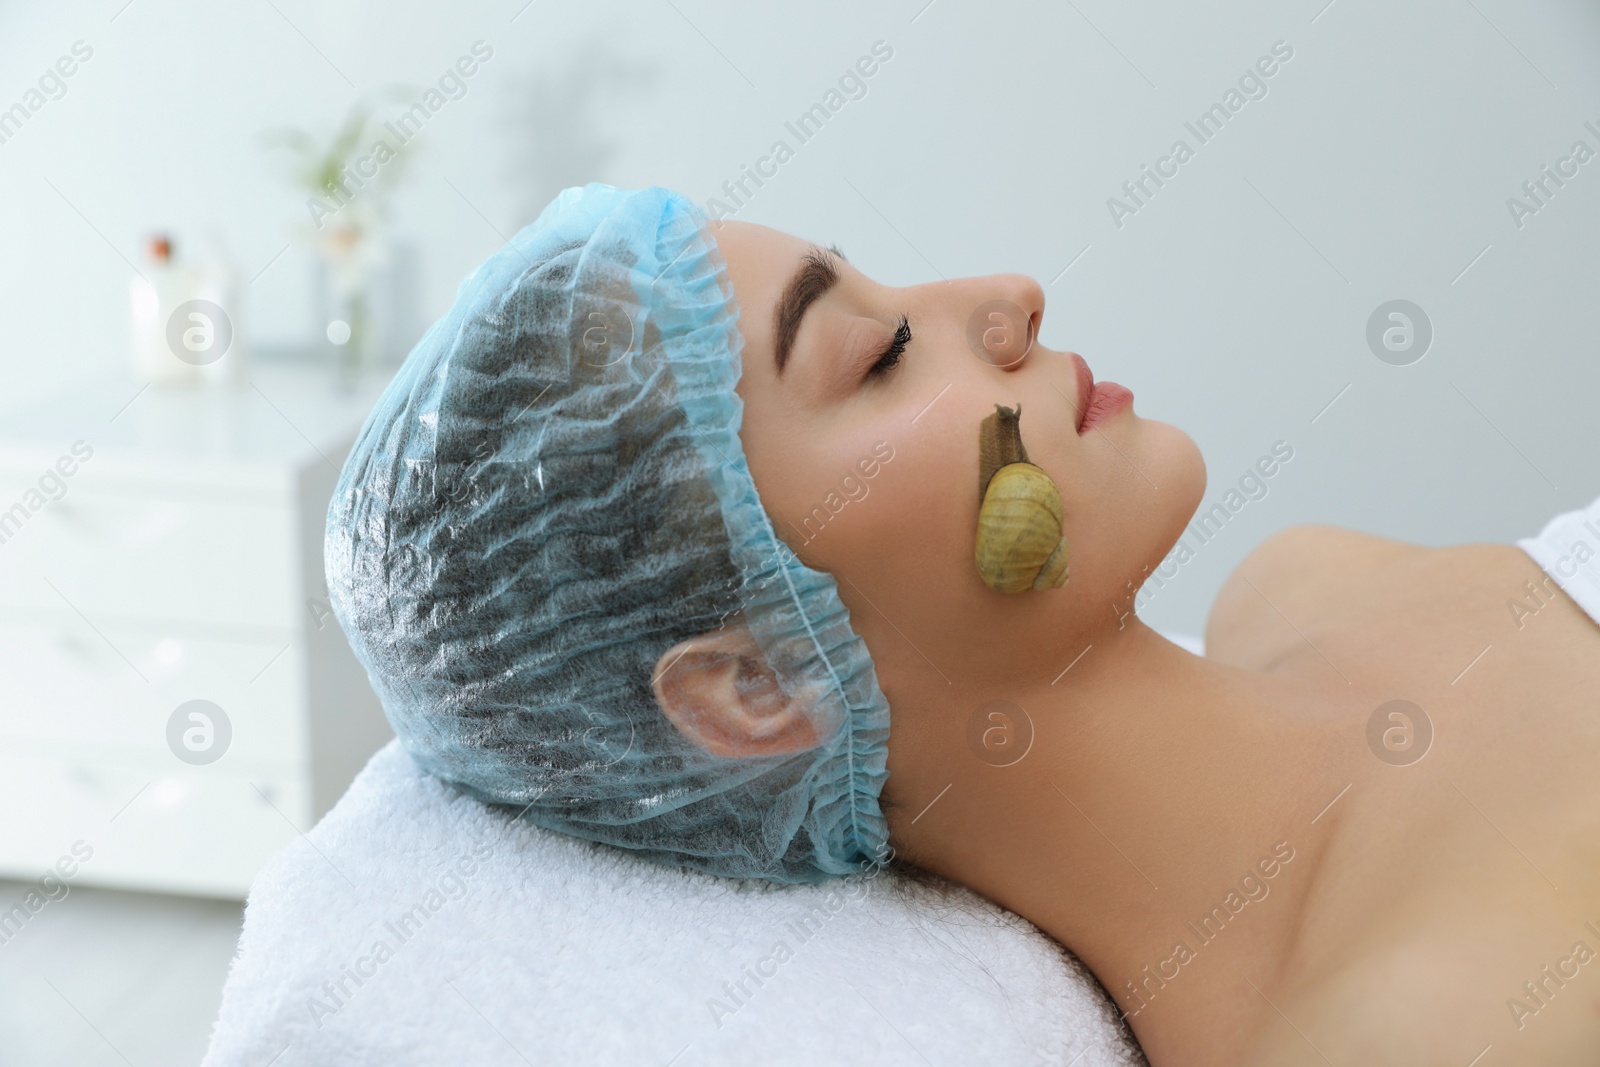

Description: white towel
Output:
[204,741,1150,1066]
[1516,492,1600,625]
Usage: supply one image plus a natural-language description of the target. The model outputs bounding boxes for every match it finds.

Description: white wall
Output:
[2,0,1597,634]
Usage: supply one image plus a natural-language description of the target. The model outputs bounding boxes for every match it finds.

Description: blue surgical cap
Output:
[326,183,892,883]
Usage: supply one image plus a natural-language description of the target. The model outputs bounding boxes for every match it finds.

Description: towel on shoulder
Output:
[1516,493,1600,628]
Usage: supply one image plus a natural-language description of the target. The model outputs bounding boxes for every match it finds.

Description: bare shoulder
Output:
[1237,926,1600,1067]
[1203,524,1419,667]
[1234,942,1475,1067]
[1238,523,1417,581]
[1202,523,1550,671]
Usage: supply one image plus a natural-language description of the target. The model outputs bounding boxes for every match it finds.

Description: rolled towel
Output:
[204,734,1158,1066]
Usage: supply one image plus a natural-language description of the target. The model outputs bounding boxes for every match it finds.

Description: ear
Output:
[651,625,826,758]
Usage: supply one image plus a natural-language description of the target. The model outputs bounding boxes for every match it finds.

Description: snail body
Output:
[974,404,1070,594]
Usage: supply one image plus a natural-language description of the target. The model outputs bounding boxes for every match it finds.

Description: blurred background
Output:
[1,0,1597,1062]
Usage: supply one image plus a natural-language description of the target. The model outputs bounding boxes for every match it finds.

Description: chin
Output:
[1057,414,1207,619]
[1138,418,1207,572]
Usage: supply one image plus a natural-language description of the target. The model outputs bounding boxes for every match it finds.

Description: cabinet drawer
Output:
[0,618,306,766]
[0,749,311,899]
[0,481,299,630]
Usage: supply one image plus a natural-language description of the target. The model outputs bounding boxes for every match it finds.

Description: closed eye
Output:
[866,315,912,381]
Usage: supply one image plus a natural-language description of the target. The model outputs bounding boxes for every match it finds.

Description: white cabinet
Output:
[0,363,394,898]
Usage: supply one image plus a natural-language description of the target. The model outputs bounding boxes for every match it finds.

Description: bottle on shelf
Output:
[129,234,246,386]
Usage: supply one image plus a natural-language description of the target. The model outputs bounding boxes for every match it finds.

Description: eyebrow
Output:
[773,243,846,376]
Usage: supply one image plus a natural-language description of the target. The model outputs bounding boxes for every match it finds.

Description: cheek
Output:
[795,441,964,571]
[795,414,999,649]
[741,413,920,568]
[798,437,1008,673]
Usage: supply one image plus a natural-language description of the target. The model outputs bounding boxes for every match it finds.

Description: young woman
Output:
[706,217,1600,1067]
[329,184,1600,1066]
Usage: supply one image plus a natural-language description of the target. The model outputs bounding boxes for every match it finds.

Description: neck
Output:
[883,618,1359,1057]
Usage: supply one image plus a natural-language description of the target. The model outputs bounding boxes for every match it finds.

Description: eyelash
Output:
[867,315,912,380]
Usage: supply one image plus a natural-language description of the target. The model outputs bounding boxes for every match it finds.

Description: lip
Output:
[1069,352,1133,434]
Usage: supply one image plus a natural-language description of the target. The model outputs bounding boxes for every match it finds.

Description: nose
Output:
[965,273,1045,371]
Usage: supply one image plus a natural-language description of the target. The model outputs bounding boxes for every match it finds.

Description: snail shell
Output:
[974,403,1070,594]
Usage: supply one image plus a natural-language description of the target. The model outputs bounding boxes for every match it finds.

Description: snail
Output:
[974,403,1070,594]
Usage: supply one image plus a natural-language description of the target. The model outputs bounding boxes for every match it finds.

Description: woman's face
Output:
[712,218,1205,706]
